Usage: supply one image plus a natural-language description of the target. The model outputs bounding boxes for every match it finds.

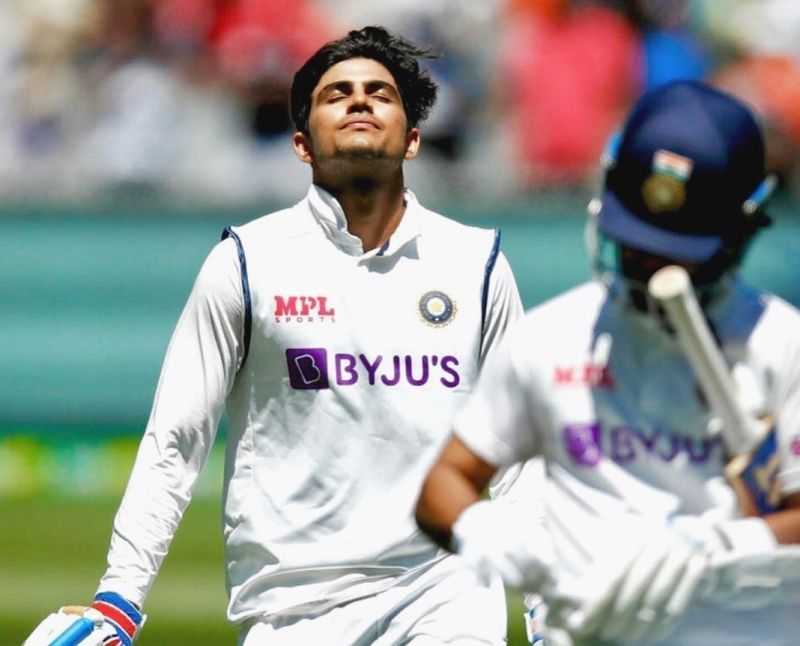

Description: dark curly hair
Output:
[290,26,438,134]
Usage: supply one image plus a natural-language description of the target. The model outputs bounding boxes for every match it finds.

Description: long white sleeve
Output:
[97,238,244,606]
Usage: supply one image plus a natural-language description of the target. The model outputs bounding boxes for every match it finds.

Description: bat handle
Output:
[50,610,103,646]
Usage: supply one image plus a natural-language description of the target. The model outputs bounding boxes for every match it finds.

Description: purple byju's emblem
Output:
[563,423,603,466]
[286,348,329,390]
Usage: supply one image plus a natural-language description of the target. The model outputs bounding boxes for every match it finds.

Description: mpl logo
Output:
[285,348,461,390]
[274,295,335,323]
[553,363,615,389]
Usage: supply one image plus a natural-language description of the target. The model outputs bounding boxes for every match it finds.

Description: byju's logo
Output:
[562,422,724,467]
[285,348,461,390]
[563,423,603,466]
[286,348,330,390]
[275,296,335,323]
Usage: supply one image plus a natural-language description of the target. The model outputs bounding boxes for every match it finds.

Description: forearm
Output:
[415,435,498,549]
[99,432,211,604]
[764,493,800,544]
[416,462,484,550]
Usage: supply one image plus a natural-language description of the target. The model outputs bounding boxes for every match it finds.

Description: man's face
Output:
[293,57,419,167]
[619,245,700,286]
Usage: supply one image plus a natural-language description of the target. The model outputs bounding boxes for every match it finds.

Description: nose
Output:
[347,87,372,113]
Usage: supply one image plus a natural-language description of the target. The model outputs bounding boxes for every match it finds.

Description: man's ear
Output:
[404,128,421,160]
[293,131,314,164]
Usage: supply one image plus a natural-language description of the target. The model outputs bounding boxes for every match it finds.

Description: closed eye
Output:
[366,81,400,102]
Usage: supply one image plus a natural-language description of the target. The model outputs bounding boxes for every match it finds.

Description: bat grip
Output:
[49,609,104,646]
[49,617,95,646]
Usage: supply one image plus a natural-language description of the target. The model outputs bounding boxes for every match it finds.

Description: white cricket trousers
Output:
[238,556,507,645]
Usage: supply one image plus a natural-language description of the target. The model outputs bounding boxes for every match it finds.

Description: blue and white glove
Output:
[24,593,144,646]
[90,592,145,646]
[24,608,106,646]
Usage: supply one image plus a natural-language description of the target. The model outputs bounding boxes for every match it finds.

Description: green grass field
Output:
[1,495,529,645]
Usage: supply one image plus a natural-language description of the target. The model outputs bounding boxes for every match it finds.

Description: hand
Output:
[452,499,556,591]
[672,514,786,610]
[23,607,109,646]
[25,594,145,646]
[546,518,708,643]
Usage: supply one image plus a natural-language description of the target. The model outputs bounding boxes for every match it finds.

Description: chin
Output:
[337,145,384,161]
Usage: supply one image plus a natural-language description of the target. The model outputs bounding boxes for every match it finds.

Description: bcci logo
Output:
[642,149,693,215]
[418,290,456,326]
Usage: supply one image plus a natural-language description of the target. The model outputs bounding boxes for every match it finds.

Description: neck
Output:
[314,170,407,252]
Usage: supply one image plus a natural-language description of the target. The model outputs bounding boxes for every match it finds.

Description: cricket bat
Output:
[647,265,781,516]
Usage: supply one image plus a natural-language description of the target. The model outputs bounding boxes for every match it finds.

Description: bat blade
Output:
[648,265,756,451]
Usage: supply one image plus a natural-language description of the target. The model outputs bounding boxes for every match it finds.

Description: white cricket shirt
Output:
[97,185,522,623]
[457,277,800,645]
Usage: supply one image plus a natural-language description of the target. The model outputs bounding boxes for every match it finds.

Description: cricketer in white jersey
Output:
[416,81,800,646]
[26,26,523,646]
[98,179,521,640]
[456,275,800,645]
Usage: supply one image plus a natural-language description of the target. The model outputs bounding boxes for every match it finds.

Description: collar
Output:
[605,272,740,330]
[306,184,422,259]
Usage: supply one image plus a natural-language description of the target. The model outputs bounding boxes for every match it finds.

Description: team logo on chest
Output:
[418,290,456,326]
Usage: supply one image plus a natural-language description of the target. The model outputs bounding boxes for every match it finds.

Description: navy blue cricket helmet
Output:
[597,80,773,266]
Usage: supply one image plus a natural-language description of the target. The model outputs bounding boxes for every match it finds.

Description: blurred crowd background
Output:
[1,0,799,208]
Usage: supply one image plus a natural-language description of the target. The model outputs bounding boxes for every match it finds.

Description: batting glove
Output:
[452,498,556,592]
[23,608,106,646]
[671,514,787,609]
[91,592,145,646]
[546,517,708,644]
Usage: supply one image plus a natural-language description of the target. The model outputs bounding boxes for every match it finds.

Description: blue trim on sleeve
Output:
[480,228,502,339]
[221,227,252,367]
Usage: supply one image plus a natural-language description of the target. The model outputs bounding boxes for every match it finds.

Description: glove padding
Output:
[673,515,795,610]
[25,593,145,646]
[546,514,781,642]
[546,517,708,644]
[702,544,800,608]
[23,608,114,646]
[452,498,556,591]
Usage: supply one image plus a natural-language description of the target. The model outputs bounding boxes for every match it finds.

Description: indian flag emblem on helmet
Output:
[419,290,456,326]
[642,149,693,214]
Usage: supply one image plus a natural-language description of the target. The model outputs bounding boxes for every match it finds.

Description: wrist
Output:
[92,592,145,646]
